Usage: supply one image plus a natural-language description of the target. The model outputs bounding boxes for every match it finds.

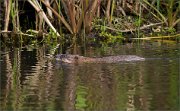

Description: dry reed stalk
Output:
[12,0,20,32]
[106,0,111,22]
[132,33,180,40]
[27,0,60,36]
[45,0,52,18]
[40,0,73,34]
[84,0,99,33]
[46,0,99,34]
[65,0,77,34]
[4,0,11,31]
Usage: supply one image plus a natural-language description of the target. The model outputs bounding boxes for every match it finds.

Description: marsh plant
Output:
[0,0,179,43]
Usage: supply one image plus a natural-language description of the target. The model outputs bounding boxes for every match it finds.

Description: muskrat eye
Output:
[74,56,78,60]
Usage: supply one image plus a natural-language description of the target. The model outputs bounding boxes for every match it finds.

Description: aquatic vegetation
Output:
[75,85,88,110]
[0,0,179,44]
[142,0,179,29]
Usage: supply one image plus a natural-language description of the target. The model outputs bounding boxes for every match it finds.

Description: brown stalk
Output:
[40,0,73,34]
[84,0,99,33]
[106,0,111,22]
[28,0,60,36]
[66,0,77,34]
[76,0,84,33]
[4,0,11,31]
[97,0,101,17]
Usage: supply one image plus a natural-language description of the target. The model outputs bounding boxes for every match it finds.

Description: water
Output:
[0,41,179,111]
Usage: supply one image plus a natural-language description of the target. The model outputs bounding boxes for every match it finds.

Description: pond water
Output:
[0,40,179,111]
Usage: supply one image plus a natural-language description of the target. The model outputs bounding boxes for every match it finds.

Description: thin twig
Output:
[95,22,164,33]
[132,34,180,40]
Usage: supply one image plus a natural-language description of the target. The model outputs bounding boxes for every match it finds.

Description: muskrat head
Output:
[55,54,79,63]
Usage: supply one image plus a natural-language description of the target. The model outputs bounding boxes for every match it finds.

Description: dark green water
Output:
[0,41,179,111]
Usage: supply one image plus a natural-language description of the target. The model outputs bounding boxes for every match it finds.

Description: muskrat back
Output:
[55,54,145,64]
[100,55,145,63]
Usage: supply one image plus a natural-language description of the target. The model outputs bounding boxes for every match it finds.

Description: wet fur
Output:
[56,54,145,63]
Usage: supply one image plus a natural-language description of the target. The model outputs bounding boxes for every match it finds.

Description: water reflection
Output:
[0,42,179,111]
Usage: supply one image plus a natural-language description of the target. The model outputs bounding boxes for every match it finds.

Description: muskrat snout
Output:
[55,54,79,63]
[62,58,73,63]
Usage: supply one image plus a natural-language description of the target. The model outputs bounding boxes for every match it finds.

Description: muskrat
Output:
[55,54,145,64]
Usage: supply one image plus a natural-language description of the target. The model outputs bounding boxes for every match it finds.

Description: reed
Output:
[56,0,63,35]
[143,0,179,28]
[142,0,166,23]
[137,0,142,38]
[83,0,99,33]
[40,0,73,34]
[28,0,60,36]
[157,0,160,11]
[106,0,111,23]
[54,0,99,34]
[166,0,180,28]
[10,0,20,32]
[105,0,116,24]
[110,0,115,23]
[4,0,11,31]
[0,1,3,30]
[0,0,179,42]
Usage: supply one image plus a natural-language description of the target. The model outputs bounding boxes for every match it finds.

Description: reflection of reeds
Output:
[11,48,22,110]
[2,48,22,110]
[19,46,64,109]
[63,65,78,111]
[126,84,136,111]
[3,50,13,109]
[2,46,65,110]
